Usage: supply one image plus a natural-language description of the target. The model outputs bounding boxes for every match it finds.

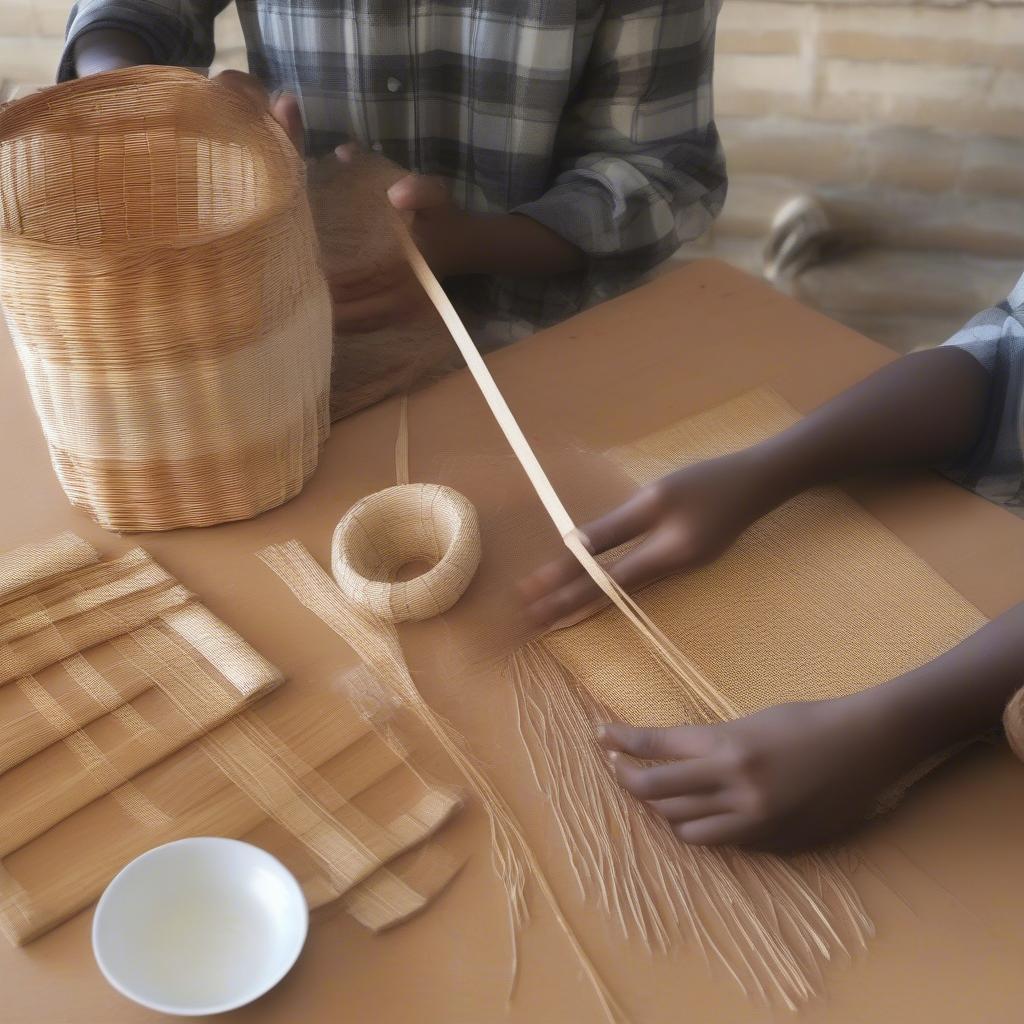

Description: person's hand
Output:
[329,152,472,334]
[519,449,787,631]
[600,692,908,850]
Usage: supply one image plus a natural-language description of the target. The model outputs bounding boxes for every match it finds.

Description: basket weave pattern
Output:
[0,68,333,531]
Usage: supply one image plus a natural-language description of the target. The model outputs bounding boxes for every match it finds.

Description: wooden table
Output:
[2,261,1024,1024]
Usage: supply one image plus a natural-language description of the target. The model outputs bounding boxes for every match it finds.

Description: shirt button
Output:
[386,77,402,93]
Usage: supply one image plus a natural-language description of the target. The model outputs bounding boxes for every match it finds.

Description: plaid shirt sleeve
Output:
[514,0,726,284]
[941,271,1024,515]
[57,0,227,81]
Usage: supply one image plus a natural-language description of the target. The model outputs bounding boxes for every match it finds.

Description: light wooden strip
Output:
[394,216,739,720]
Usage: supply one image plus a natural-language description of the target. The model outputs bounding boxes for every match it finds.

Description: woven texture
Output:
[332,483,482,623]
[261,527,621,1018]
[0,534,463,946]
[502,388,988,1008]
[0,68,333,531]
[543,388,988,727]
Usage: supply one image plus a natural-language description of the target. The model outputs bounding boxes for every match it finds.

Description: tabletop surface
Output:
[2,260,1024,1024]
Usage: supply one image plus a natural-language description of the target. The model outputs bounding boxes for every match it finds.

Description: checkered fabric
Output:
[60,0,727,326]
[944,269,1024,516]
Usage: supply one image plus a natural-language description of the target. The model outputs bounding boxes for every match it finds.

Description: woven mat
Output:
[543,387,988,726]
[0,533,462,946]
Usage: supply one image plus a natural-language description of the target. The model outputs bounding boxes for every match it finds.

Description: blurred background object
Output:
[4,0,1021,353]
[685,0,1024,352]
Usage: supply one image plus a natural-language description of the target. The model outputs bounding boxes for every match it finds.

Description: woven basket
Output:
[0,68,333,531]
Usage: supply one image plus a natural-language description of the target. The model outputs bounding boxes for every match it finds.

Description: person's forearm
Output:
[854,601,1024,768]
[746,347,992,507]
[446,212,584,278]
[72,28,154,77]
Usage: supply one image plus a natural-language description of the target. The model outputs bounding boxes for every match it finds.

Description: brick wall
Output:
[1,2,1021,349]
[694,0,1024,348]
[711,1,1024,245]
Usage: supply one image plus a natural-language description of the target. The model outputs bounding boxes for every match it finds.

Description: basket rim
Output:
[0,66,304,254]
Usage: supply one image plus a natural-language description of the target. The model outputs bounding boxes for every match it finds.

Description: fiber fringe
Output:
[259,539,625,1022]
[508,641,874,1011]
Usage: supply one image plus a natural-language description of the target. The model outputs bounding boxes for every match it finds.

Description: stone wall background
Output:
[2,0,1021,352]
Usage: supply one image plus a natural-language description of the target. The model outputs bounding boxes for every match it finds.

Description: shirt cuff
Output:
[943,309,1008,356]
[513,180,628,260]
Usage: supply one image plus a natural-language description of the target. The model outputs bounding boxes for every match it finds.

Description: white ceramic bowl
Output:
[92,837,308,1016]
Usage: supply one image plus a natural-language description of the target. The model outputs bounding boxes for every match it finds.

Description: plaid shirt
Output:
[60,0,727,329]
[943,271,1024,516]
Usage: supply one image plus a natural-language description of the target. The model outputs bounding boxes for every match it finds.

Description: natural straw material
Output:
[260,537,623,1022]
[510,644,872,1011]
[0,68,333,531]
[0,533,464,946]
[0,533,98,604]
[0,556,192,687]
[508,389,989,1007]
[0,607,280,858]
[0,700,460,945]
[332,484,481,623]
[391,222,973,1010]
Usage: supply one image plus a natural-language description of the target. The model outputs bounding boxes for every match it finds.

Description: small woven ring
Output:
[330,483,481,623]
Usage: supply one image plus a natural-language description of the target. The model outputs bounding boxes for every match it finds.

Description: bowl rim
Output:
[91,836,309,1017]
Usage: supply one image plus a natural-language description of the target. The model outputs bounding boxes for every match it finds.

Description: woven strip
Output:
[0,549,176,643]
[0,706,371,944]
[0,533,464,946]
[0,533,98,604]
[0,610,282,857]
[1,652,155,772]
[341,845,465,930]
[0,580,192,686]
[0,686,460,945]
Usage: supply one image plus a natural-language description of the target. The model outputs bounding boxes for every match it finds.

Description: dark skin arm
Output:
[329,158,583,334]
[71,33,305,151]
[72,29,154,76]
[521,346,1024,850]
[76,34,583,331]
[71,33,583,333]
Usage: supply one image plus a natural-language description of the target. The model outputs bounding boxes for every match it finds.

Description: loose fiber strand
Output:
[395,394,410,486]
[508,641,879,1010]
[258,541,625,1023]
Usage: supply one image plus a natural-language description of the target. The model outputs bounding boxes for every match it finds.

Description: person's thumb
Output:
[271,93,305,155]
[334,142,363,164]
[387,174,450,213]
